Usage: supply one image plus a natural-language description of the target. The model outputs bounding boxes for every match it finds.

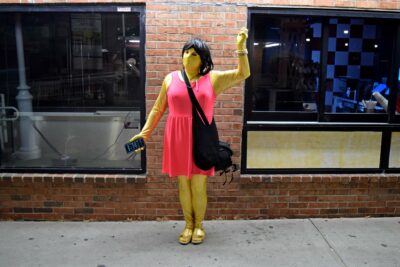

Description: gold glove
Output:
[211,27,250,95]
[236,27,248,51]
[128,75,170,151]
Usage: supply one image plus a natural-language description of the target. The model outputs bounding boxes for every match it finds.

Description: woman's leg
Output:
[177,175,193,244]
[191,174,207,244]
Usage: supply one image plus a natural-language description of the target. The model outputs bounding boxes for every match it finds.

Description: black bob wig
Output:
[181,38,214,76]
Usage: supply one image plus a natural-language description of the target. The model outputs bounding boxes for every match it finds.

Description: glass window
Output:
[248,11,399,122]
[0,8,144,172]
[326,18,393,114]
[252,16,321,112]
[244,9,400,174]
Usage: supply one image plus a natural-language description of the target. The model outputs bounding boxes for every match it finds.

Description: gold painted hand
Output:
[128,75,170,151]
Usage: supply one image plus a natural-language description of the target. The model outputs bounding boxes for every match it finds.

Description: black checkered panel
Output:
[321,18,378,106]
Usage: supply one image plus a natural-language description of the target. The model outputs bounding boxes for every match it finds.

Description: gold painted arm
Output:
[211,28,251,95]
[129,74,170,144]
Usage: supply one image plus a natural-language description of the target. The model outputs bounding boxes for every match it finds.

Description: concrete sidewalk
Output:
[0,218,399,267]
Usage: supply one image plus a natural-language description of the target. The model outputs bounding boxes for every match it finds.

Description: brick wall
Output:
[1,174,399,221]
[0,1,400,221]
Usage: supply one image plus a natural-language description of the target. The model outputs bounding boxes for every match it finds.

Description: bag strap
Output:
[181,70,210,126]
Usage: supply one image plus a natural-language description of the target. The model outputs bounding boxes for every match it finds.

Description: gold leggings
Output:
[178,175,207,229]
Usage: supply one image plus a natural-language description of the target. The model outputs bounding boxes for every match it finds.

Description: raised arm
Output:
[211,28,250,95]
[129,74,171,144]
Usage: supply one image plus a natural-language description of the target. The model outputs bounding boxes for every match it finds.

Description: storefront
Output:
[0,2,399,221]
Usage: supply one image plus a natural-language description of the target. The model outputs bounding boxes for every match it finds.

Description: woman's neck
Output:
[184,68,201,82]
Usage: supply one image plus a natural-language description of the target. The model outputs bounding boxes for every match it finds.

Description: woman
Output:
[129,28,250,244]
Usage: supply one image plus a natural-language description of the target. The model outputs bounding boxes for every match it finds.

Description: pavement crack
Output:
[308,219,348,267]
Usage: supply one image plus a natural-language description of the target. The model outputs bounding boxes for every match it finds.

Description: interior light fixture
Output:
[264,42,281,48]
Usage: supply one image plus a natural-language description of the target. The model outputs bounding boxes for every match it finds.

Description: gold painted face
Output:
[182,48,201,72]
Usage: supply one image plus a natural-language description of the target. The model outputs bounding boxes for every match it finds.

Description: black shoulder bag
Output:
[182,70,237,184]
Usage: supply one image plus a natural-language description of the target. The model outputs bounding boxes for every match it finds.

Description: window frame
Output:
[392,24,400,123]
[245,8,400,123]
[0,4,147,174]
[243,8,400,174]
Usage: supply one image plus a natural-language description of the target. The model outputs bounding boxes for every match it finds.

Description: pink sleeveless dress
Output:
[162,71,216,179]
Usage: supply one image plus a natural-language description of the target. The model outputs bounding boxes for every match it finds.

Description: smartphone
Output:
[125,138,145,154]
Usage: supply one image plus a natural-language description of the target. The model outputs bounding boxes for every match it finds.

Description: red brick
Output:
[299,196,317,202]
[270,203,288,208]
[309,202,329,208]
[338,208,358,214]
[376,207,396,214]
[320,209,339,214]
[298,209,320,215]
[93,208,115,215]
[387,201,400,207]
[329,202,348,208]
[379,1,397,9]
[358,208,377,214]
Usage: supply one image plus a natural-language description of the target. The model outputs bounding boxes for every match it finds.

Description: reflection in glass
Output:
[1,112,141,169]
[326,18,392,113]
[1,13,141,110]
[0,11,143,170]
[252,16,321,112]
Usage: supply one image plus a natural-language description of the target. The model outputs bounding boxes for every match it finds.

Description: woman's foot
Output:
[178,228,193,245]
[191,228,205,244]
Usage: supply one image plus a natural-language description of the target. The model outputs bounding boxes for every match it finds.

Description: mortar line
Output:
[308,218,348,267]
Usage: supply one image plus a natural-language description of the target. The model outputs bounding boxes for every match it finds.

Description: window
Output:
[325,18,393,115]
[247,10,400,122]
[252,16,321,114]
[243,9,400,174]
[0,5,145,173]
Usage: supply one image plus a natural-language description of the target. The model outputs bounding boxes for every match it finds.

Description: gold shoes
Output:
[178,228,193,245]
[191,228,205,244]
[178,227,206,245]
